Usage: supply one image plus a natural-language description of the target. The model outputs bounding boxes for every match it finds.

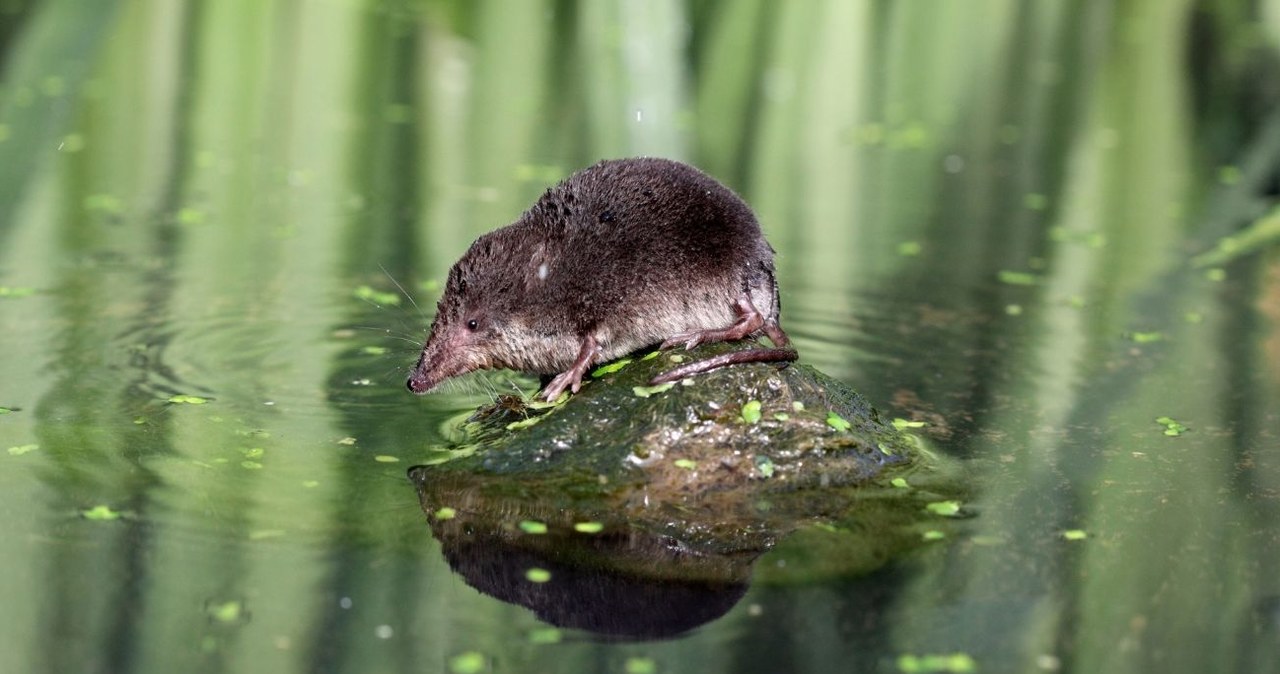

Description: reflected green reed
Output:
[2,1,1280,673]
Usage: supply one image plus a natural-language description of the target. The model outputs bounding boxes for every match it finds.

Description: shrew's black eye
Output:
[466,319,478,331]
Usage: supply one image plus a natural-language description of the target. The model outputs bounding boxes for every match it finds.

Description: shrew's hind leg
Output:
[660,292,790,350]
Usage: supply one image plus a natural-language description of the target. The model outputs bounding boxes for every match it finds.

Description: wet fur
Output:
[409,157,786,393]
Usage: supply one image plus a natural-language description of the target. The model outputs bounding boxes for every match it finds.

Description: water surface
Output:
[2,2,1279,673]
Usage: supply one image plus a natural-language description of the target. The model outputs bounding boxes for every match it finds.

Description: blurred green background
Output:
[2,1,1280,673]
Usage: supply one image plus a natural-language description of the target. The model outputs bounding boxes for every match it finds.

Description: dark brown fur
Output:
[407,157,794,400]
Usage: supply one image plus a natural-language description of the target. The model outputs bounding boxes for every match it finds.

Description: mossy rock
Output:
[408,342,964,635]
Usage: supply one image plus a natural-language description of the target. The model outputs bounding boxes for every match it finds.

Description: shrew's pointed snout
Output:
[407,354,431,394]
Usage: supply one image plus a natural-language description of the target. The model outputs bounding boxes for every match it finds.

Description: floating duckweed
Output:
[0,286,35,298]
[772,413,790,421]
[448,651,486,674]
[519,520,548,534]
[632,382,675,398]
[1156,416,1187,436]
[352,285,402,306]
[1128,331,1165,344]
[360,346,388,355]
[625,658,657,674]
[82,505,122,521]
[674,458,697,470]
[896,652,977,673]
[754,455,775,478]
[207,600,243,623]
[892,418,926,430]
[592,358,632,377]
[7,444,38,456]
[741,400,762,424]
[926,501,962,517]
[168,394,208,405]
[897,241,922,256]
[505,416,542,430]
[825,412,852,432]
[922,530,946,541]
[337,437,357,445]
[997,270,1038,286]
[1062,529,1088,541]
[573,521,603,533]
[240,461,263,470]
[434,507,457,520]
[525,567,552,583]
[527,627,562,644]
[374,455,400,463]
[891,477,909,489]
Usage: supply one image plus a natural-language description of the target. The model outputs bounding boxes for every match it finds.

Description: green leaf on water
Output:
[353,285,401,306]
[926,501,962,517]
[1062,529,1088,541]
[892,418,926,429]
[1128,331,1165,344]
[525,567,552,583]
[448,651,486,674]
[641,350,661,361]
[891,477,909,489]
[632,382,675,398]
[207,600,243,623]
[434,507,457,520]
[625,658,657,674]
[7,444,38,456]
[527,627,562,644]
[374,455,400,463]
[519,520,548,534]
[896,652,977,673]
[741,400,762,424]
[1156,416,1187,436]
[922,530,946,541]
[591,358,632,377]
[573,521,603,534]
[997,270,1039,286]
[826,412,851,432]
[505,416,542,430]
[82,505,122,521]
[168,394,208,405]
